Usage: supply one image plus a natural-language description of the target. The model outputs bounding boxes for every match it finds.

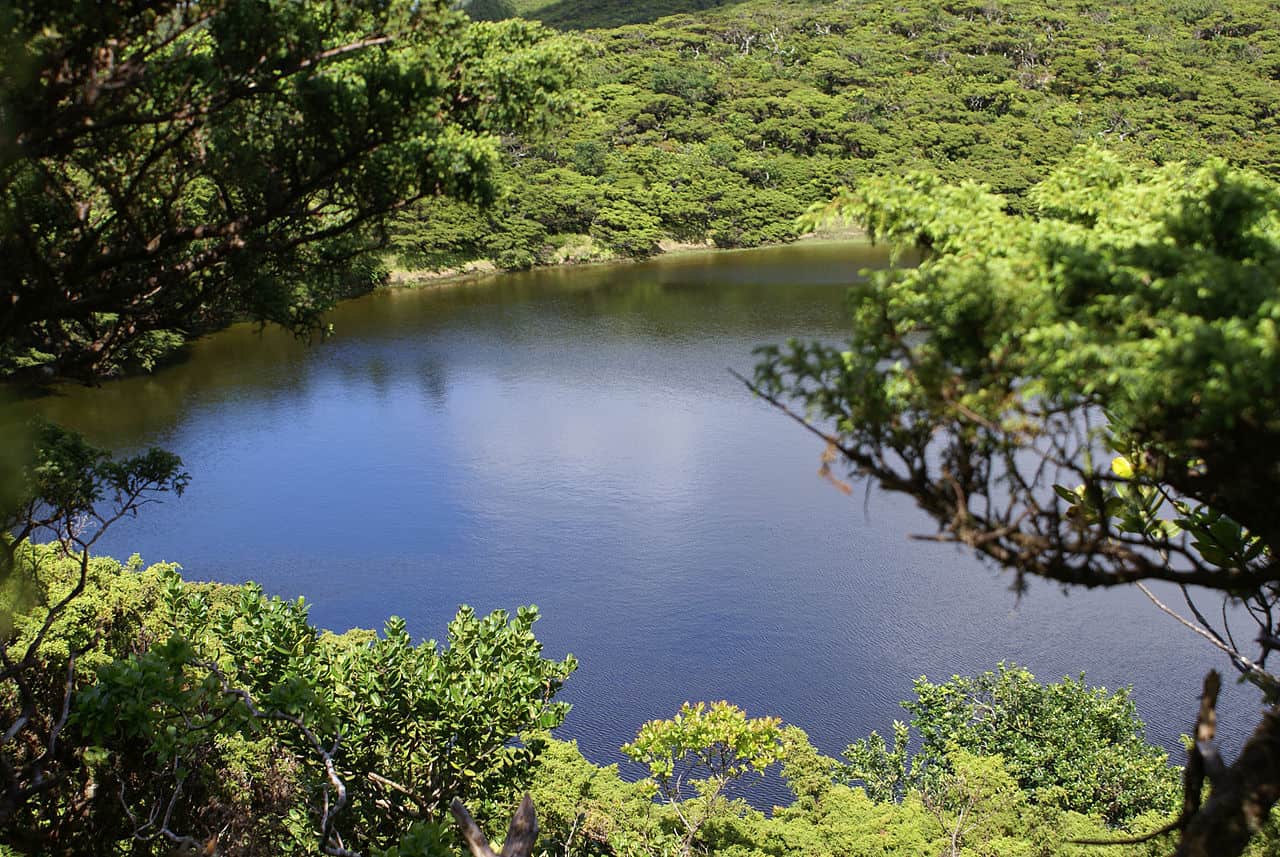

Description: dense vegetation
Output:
[1,542,573,855]
[0,0,578,379]
[391,0,1279,273]
[8,540,1262,856]
[6,0,1280,854]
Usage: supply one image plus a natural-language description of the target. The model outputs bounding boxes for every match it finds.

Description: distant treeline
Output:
[394,0,1279,272]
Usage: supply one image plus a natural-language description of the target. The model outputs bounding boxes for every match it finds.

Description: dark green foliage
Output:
[393,0,1280,275]
[327,607,575,840]
[0,0,579,379]
[590,199,665,257]
[514,0,739,30]
[462,0,521,22]
[841,722,911,805]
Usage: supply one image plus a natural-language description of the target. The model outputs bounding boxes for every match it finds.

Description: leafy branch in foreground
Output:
[1,0,580,379]
[749,148,1280,855]
[0,420,188,832]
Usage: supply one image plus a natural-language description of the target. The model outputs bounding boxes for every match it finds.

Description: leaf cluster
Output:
[527,678,1249,857]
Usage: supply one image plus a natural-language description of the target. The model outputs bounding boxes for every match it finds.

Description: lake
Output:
[10,240,1254,779]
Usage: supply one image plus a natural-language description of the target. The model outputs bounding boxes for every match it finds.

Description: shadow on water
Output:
[12,242,873,447]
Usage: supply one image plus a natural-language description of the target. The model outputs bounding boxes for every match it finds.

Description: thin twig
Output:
[1136,584,1275,688]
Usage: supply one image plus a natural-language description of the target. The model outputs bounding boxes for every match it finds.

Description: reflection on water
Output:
[6,241,1254,783]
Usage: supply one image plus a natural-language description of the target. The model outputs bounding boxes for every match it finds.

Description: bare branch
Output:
[452,797,500,857]
[1136,584,1277,692]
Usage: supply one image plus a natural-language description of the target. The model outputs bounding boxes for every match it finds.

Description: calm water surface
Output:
[13,241,1254,775]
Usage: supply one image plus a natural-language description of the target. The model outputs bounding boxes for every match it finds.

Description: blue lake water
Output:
[13,240,1256,783]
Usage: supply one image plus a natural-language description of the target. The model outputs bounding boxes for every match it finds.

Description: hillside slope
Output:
[397,0,1280,272]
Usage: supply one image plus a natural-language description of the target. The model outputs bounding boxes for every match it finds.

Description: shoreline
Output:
[2,226,868,389]
[382,224,868,291]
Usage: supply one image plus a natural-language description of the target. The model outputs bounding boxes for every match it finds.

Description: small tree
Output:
[622,701,783,857]
[922,748,1036,857]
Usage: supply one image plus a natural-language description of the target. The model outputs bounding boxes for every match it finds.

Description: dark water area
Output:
[9,241,1257,796]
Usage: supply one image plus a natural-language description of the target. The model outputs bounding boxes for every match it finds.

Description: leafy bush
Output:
[4,547,575,855]
[842,664,1179,826]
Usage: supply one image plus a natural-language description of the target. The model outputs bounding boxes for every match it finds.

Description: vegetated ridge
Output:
[392,0,1279,274]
